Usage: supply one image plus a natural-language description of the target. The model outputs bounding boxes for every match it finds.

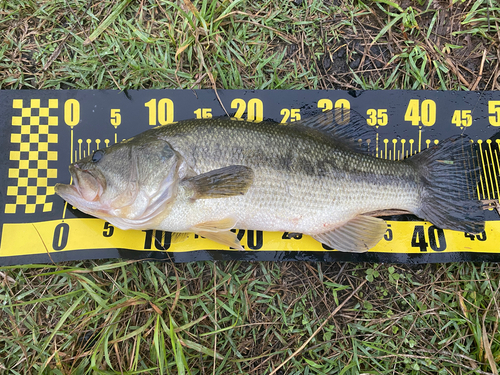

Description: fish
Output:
[55,109,485,252]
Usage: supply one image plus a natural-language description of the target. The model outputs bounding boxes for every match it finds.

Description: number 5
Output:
[110,109,121,127]
[489,101,500,126]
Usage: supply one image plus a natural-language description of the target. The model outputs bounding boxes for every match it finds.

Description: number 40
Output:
[405,99,436,126]
[411,225,446,252]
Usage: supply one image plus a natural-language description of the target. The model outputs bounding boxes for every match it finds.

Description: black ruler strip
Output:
[1,89,499,265]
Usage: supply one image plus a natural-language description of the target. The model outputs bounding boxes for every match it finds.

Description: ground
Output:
[1,0,500,374]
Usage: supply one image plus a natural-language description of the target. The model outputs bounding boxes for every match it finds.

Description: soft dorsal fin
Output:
[295,108,376,154]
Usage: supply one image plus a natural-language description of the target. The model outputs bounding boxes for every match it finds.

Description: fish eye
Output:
[162,145,174,159]
[92,150,104,163]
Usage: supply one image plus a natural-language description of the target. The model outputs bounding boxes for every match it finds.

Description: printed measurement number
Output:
[52,223,70,251]
[318,98,350,124]
[366,109,388,126]
[194,108,212,119]
[145,98,174,125]
[143,229,264,250]
[411,225,446,252]
[489,101,500,126]
[280,109,301,123]
[464,231,487,241]
[143,230,172,250]
[64,99,80,126]
[451,110,472,127]
[405,99,436,126]
[231,98,263,121]
[110,109,121,127]
[231,229,263,250]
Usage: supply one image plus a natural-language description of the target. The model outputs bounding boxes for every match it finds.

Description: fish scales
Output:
[55,111,485,252]
[150,118,421,234]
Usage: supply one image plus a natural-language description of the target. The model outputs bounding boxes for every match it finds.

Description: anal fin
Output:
[312,215,387,253]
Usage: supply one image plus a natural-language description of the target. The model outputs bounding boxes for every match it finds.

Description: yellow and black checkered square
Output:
[5,98,59,214]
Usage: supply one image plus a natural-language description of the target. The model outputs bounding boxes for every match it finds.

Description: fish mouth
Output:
[55,164,105,210]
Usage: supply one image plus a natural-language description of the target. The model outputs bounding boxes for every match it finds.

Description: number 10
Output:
[144,98,174,126]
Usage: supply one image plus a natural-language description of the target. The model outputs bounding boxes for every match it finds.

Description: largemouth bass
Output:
[55,110,484,252]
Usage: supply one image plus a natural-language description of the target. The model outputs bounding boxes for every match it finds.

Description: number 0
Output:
[52,223,69,251]
[64,99,80,126]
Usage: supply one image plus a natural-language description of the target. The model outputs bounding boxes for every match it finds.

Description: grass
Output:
[1,0,500,373]
[1,262,500,373]
[2,0,497,91]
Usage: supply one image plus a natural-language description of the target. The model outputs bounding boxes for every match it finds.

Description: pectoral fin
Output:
[181,165,254,200]
[312,216,387,253]
[191,218,244,250]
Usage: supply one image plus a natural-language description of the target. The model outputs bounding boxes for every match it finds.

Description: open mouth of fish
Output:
[55,164,105,209]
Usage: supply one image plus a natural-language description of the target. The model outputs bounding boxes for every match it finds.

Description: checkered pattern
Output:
[5,99,59,214]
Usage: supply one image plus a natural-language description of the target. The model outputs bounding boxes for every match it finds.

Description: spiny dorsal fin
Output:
[295,108,376,154]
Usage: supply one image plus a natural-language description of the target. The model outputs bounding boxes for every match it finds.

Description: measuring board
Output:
[1,90,500,266]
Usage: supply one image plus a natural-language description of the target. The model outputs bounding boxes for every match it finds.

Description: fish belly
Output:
[158,161,420,235]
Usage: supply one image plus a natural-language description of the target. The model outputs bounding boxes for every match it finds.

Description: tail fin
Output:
[407,135,485,234]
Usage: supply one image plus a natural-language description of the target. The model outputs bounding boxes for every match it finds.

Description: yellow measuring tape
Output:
[0,219,497,258]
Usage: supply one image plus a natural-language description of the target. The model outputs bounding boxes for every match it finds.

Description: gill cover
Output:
[56,136,182,230]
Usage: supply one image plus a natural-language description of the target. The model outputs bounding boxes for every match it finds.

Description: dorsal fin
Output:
[295,108,376,154]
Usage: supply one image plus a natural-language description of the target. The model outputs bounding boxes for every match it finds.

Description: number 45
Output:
[451,110,472,127]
